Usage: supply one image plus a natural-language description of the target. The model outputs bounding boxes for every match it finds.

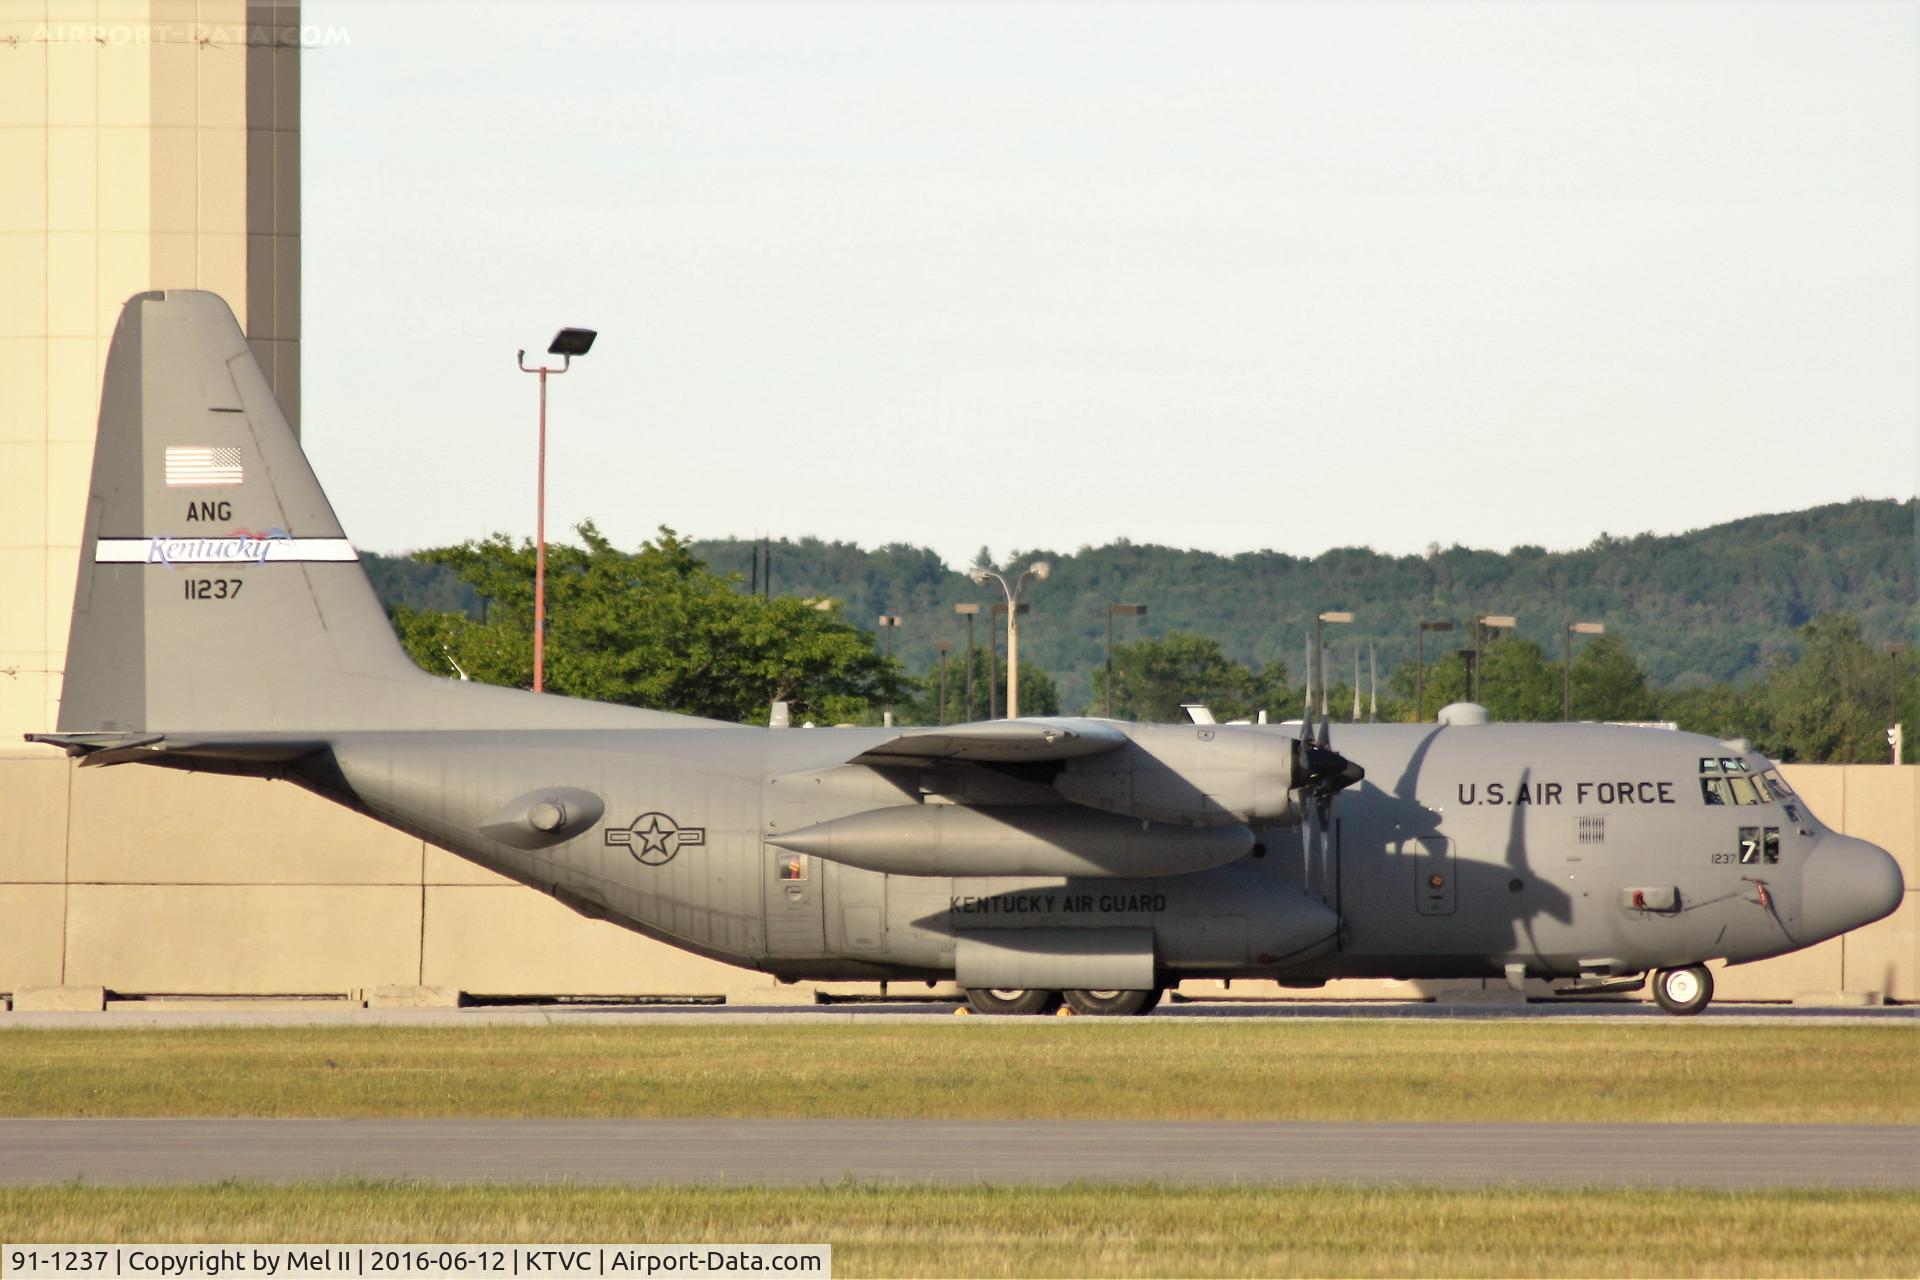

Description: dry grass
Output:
[0,1023,1913,1122]
[2,1182,1916,1277]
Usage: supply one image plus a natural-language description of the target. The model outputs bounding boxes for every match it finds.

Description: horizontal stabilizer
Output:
[852,718,1129,766]
[27,731,325,771]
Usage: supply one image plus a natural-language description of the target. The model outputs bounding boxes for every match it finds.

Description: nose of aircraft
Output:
[1800,834,1905,941]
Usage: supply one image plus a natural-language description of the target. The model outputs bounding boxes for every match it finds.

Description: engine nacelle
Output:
[1053,723,1305,827]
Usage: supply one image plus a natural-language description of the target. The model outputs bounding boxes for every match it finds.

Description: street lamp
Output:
[954,604,980,722]
[876,615,902,723]
[1314,611,1353,720]
[516,326,597,693]
[1474,614,1516,705]
[972,562,1050,719]
[1888,644,1907,763]
[1105,604,1147,717]
[935,641,952,725]
[1415,620,1455,723]
[989,601,1030,719]
[1563,620,1605,721]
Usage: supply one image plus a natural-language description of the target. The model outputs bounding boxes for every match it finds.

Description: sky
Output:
[301,0,1918,568]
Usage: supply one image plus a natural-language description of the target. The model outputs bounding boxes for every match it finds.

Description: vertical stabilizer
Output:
[57,290,697,734]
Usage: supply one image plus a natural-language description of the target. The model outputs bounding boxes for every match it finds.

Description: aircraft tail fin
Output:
[55,290,683,735]
[57,290,431,733]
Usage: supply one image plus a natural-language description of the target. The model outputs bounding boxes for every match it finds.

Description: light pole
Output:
[516,326,597,693]
[988,602,1029,718]
[935,641,952,725]
[876,615,902,723]
[1888,644,1907,763]
[972,562,1050,719]
[1475,614,1516,706]
[954,604,980,722]
[1416,620,1454,722]
[1314,611,1354,720]
[1563,620,1605,720]
[1105,603,1147,717]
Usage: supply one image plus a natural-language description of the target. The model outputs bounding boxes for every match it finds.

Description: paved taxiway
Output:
[2,1119,1913,1188]
[2,1000,1910,1028]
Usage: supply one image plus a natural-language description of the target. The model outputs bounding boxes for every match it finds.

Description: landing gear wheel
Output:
[1652,964,1713,1016]
[1062,988,1164,1017]
[964,988,1063,1016]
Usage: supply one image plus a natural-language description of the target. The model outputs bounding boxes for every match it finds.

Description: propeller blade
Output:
[1301,634,1315,741]
[1369,643,1378,723]
[1351,647,1361,722]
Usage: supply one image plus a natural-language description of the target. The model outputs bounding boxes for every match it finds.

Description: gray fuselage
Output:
[297,717,1898,988]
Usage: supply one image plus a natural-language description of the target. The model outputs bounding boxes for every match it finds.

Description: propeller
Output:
[1296,734,1365,814]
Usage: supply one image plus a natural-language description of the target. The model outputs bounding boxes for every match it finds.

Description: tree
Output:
[1749,615,1903,763]
[1478,635,1560,722]
[1096,632,1250,723]
[1391,651,1470,722]
[1570,634,1658,722]
[390,522,903,724]
[1660,683,1761,745]
[907,648,1058,724]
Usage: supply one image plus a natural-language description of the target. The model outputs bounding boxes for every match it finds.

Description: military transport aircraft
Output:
[28,292,1905,1015]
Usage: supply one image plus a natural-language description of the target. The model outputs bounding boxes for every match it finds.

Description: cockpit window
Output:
[1763,768,1793,797]
[1700,758,1771,806]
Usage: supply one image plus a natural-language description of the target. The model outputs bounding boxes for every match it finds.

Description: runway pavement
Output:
[1,999,1910,1029]
[1,1119,1913,1188]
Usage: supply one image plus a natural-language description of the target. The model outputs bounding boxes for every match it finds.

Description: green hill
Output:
[365,497,1916,713]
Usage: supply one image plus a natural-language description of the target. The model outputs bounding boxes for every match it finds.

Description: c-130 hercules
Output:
[31,292,1904,1015]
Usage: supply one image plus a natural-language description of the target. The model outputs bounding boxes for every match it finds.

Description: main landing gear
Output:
[963,988,1163,1016]
[963,988,1063,1016]
[1652,964,1714,1016]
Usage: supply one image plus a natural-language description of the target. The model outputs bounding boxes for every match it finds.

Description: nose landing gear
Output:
[1652,964,1714,1016]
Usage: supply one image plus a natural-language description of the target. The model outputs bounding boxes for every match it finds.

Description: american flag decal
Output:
[164,446,244,487]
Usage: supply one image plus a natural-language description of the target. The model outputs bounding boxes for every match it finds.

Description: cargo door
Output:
[764,841,827,957]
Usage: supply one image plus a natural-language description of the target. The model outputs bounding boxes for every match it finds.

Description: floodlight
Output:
[547,328,597,357]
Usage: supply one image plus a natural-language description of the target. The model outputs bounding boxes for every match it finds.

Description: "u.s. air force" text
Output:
[1456,780,1676,806]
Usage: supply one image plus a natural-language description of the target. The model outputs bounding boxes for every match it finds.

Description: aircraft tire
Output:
[1062,988,1163,1017]
[964,988,1063,1016]
[1651,964,1713,1016]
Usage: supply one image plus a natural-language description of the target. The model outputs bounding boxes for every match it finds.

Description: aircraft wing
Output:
[850,718,1131,765]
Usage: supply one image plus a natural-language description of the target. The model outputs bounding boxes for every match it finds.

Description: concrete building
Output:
[0,1,1910,1012]
[1,0,300,738]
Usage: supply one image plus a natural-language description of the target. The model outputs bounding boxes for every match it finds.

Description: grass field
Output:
[3,1183,1917,1278]
[1,1023,1913,1122]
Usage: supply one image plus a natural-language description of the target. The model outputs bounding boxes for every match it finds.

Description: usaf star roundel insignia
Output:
[605,812,706,866]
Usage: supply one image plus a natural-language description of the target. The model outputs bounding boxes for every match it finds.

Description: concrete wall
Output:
[0,0,299,741]
[1,753,1910,1003]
